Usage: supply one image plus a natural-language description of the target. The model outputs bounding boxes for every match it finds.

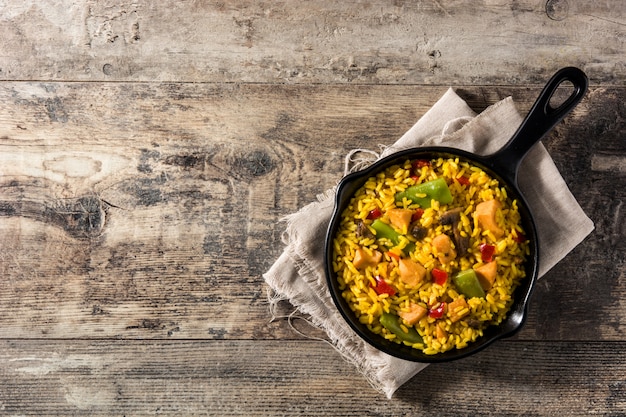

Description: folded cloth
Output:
[263,88,594,398]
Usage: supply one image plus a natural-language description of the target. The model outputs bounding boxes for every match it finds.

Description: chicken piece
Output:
[387,208,413,233]
[475,261,498,290]
[353,247,383,270]
[398,303,428,325]
[475,200,505,238]
[447,298,470,323]
[436,322,448,341]
[432,234,457,264]
[398,258,427,287]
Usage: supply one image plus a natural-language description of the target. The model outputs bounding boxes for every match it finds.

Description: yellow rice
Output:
[331,157,529,355]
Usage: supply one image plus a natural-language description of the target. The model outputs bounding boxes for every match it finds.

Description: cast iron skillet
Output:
[324,67,588,362]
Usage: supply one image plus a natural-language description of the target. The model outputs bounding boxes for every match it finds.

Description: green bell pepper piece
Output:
[370,219,415,254]
[394,177,453,208]
[380,313,424,344]
[452,269,486,299]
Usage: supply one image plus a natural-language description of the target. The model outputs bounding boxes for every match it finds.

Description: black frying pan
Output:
[324,67,588,362]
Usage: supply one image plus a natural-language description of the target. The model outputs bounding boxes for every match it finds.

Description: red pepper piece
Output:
[513,232,527,243]
[428,302,446,319]
[387,251,400,261]
[455,176,470,186]
[372,276,396,296]
[412,159,430,175]
[412,159,430,169]
[480,243,496,262]
[431,268,448,285]
[411,208,425,222]
[367,208,382,220]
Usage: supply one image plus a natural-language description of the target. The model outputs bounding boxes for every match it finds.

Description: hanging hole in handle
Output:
[548,79,576,112]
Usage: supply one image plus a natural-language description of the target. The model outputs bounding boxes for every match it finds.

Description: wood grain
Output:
[0,1,623,84]
[0,83,624,342]
[0,340,624,416]
[1,1,625,415]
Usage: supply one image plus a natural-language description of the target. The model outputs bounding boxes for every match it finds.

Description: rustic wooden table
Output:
[0,1,624,416]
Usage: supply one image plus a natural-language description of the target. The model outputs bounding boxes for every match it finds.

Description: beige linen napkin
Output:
[263,88,594,398]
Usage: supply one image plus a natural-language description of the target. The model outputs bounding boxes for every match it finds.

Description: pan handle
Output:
[489,67,588,184]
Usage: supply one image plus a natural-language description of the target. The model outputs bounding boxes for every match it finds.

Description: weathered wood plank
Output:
[0,340,624,416]
[0,1,624,84]
[0,83,624,342]
[0,82,439,340]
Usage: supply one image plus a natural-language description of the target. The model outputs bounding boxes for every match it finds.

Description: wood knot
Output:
[545,0,569,21]
[163,153,205,170]
[234,150,275,178]
[46,195,106,239]
[0,201,17,216]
